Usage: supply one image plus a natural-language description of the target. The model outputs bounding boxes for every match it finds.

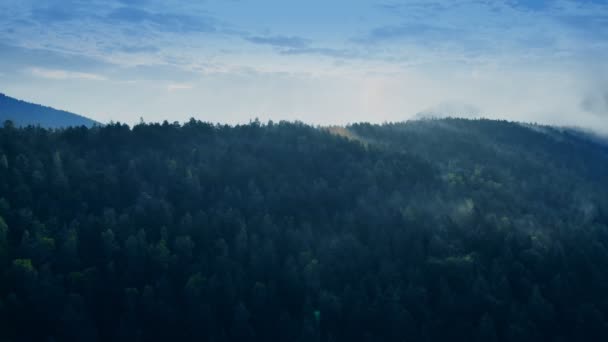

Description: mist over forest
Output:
[2,0,608,341]
[1,118,608,341]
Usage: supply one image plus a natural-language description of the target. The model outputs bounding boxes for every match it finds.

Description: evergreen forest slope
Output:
[0,118,607,341]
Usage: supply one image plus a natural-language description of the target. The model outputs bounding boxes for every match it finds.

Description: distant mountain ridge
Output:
[0,93,98,128]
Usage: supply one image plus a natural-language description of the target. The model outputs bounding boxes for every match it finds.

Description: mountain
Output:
[1,118,608,341]
[0,93,98,128]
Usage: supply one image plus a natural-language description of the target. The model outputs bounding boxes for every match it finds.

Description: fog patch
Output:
[581,91,608,117]
[450,198,475,226]
[414,101,482,120]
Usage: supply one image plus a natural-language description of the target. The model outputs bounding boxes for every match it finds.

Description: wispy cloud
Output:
[245,35,311,48]
[104,44,161,54]
[31,6,77,23]
[364,23,463,43]
[106,6,217,33]
[167,83,193,92]
[1,0,607,133]
[280,47,361,59]
[28,67,107,81]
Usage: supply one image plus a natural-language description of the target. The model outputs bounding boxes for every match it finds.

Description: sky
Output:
[0,0,607,131]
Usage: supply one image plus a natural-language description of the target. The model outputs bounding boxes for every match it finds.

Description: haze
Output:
[0,0,607,133]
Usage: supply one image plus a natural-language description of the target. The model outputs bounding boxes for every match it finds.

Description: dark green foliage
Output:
[0,118,607,341]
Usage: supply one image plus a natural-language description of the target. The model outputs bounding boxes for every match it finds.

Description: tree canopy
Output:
[1,118,607,341]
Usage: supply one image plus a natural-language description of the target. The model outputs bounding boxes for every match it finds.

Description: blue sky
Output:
[0,0,607,131]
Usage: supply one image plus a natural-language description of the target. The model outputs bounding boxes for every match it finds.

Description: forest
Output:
[1,118,608,341]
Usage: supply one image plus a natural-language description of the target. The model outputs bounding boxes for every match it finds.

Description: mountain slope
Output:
[0,93,98,128]
[1,119,608,341]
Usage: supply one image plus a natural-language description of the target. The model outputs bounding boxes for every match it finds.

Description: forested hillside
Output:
[1,118,608,341]
[0,93,98,128]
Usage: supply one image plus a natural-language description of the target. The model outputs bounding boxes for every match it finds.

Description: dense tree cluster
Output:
[0,118,607,341]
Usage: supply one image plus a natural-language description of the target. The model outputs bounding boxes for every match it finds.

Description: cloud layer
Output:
[0,0,606,133]
[29,67,107,81]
